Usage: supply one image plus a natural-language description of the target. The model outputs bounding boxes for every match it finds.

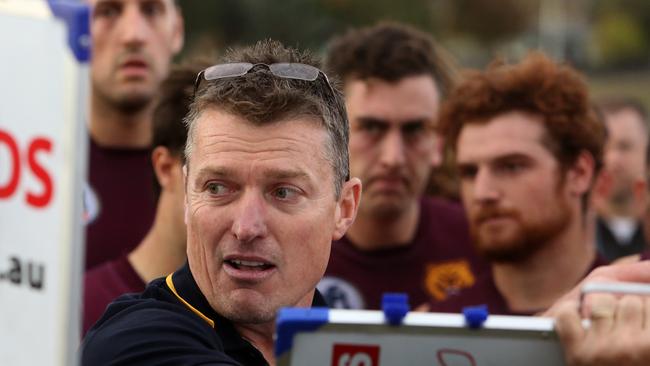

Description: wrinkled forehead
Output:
[191,108,331,161]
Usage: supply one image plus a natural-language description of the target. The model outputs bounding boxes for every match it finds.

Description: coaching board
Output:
[276,307,567,366]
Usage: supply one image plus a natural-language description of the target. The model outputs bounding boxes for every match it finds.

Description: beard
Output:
[94,84,153,114]
[469,194,572,263]
[113,93,152,114]
[360,195,410,220]
[608,178,636,208]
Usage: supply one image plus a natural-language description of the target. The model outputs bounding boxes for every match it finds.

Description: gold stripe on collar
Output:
[165,274,215,328]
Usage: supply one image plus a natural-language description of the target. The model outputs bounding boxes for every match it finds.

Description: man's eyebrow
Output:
[263,169,310,181]
[356,116,389,125]
[458,152,533,166]
[491,153,533,163]
[194,167,310,181]
[401,119,432,129]
[194,167,234,182]
[402,118,428,125]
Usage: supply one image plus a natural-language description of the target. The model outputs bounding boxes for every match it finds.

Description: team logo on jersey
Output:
[317,276,365,309]
[82,182,101,225]
[424,260,475,301]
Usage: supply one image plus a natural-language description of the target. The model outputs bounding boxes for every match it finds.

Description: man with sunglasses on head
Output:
[81,40,362,365]
[84,0,184,271]
[317,22,486,310]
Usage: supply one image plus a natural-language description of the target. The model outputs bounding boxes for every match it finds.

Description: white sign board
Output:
[0,1,89,365]
[276,308,567,366]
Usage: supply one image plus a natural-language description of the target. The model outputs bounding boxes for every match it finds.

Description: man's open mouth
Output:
[225,259,274,271]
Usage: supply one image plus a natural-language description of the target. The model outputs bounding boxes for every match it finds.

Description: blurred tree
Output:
[595,12,646,67]
[434,0,536,46]
[178,0,438,55]
[591,0,650,69]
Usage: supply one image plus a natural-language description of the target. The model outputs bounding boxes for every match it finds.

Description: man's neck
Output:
[492,221,596,313]
[236,322,276,366]
[233,291,315,365]
[89,93,153,148]
[128,196,186,283]
[345,200,420,251]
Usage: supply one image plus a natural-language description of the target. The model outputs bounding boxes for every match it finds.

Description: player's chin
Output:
[225,298,278,324]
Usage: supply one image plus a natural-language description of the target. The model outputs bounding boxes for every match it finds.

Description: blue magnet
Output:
[382,293,409,326]
[463,305,488,329]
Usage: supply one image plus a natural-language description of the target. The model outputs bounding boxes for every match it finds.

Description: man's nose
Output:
[379,129,407,168]
[118,5,149,48]
[604,148,623,172]
[472,168,500,203]
[231,191,268,243]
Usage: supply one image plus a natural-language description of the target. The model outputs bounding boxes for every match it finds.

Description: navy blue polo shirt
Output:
[82,262,327,365]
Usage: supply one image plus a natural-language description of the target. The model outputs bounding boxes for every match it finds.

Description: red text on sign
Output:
[0,128,53,208]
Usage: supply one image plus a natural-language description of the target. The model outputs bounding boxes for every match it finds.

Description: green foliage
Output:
[595,12,647,66]
[591,0,650,68]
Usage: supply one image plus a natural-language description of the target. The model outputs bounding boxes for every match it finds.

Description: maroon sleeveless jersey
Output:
[318,197,488,309]
[430,255,610,315]
[84,138,156,270]
[83,255,145,335]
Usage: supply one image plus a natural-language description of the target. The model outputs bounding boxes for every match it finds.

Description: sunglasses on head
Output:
[193,62,334,98]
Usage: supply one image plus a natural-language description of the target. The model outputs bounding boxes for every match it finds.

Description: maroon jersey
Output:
[318,197,488,309]
[84,138,156,270]
[430,255,610,315]
[83,255,145,335]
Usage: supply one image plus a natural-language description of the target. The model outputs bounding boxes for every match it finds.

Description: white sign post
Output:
[0,1,89,365]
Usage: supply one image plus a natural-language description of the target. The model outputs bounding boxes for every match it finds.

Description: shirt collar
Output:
[168,262,327,361]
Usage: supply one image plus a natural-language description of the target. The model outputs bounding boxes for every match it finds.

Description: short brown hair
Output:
[151,60,211,199]
[324,21,457,96]
[184,40,349,197]
[439,52,605,173]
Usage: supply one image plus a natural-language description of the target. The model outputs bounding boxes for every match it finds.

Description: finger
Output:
[615,295,643,331]
[586,293,617,335]
[592,261,650,283]
[414,303,430,312]
[554,300,585,355]
[544,261,650,318]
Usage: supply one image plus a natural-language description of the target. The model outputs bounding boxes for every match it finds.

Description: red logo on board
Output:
[332,343,380,366]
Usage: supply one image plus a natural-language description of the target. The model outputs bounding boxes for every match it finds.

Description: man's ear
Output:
[567,151,596,197]
[152,146,178,190]
[332,178,362,240]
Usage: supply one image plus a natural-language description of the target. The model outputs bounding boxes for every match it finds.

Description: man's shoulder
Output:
[82,256,146,335]
[84,255,144,293]
[81,278,238,366]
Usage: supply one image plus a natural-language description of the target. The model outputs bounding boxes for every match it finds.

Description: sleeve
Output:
[81,303,242,366]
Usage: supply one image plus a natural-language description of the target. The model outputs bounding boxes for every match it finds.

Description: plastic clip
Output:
[382,293,409,326]
[463,305,488,329]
